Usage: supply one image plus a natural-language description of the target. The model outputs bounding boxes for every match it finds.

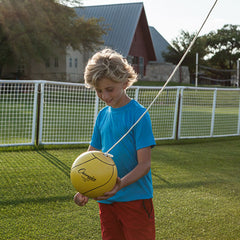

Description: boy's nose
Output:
[101,92,109,100]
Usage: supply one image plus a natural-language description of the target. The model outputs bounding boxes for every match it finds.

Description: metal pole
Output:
[35,84,41,146]
[195,53,199,87]
[237,59,239,88]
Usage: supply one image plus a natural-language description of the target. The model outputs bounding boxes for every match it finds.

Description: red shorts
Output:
[98,199,155,240]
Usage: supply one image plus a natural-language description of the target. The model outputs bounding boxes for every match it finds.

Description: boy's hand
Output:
[74,192,89,206]
[94,177,121,201]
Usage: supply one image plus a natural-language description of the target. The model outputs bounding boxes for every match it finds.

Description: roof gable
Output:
[149,26,171,63]
[75,3,146,56]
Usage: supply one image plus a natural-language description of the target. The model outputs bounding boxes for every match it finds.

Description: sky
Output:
[82,0,239,43]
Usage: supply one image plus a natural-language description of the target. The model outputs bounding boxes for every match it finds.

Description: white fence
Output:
[1,80,240,147]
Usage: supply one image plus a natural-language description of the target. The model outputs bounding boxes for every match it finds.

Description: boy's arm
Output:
[95,146,152,200]
[88,145,98,151]
[120,146,151,187]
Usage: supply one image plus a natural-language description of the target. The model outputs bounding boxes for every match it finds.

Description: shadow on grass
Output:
[0,151,74,206]
[36,150,71,177]
[153,178,221,189]
[152,172,172,185]
[151,172,224,189]
[0,195,73,206]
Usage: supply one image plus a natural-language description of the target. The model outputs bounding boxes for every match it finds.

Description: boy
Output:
[74,48,156,240]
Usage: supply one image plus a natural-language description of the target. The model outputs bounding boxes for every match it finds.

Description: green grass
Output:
[1,137,240,239]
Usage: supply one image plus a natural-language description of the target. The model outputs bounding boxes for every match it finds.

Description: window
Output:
[69,58,72,68]
[17,59,25,77]
[127,55,133,65]
[54,57,59,67]
[45,58,50,68]
[132,56,139,64]
[75,58,78,68]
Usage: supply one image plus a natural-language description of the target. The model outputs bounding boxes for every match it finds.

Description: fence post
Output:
[36,82,45,146]
[174,88,181,140]
[210,89,217,137]
[237,59,239,88]
[35,83,41,146]
[134,86,139,101]
[238,94,240,135]
[32,83,39,145]
[195,53,199,87]
[176,88,184,139]
[93,92,99,126]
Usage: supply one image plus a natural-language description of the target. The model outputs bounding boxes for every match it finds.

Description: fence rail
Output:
[1,80,240,147]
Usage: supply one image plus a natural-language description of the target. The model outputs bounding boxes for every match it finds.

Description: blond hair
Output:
[84,48,138,88]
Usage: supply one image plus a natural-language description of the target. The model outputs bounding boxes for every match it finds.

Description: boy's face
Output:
[95,78,129,108]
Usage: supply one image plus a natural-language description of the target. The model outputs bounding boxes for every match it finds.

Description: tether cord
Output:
[105,0,218,156]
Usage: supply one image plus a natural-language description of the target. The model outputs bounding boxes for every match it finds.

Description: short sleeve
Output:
[90,116,102,150]
[133,112,156,150]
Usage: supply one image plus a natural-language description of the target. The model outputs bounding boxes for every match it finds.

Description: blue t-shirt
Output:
[90,99,156,203]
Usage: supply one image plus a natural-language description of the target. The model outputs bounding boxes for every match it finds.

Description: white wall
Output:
[66,46,85,83]
[144,62,190,83]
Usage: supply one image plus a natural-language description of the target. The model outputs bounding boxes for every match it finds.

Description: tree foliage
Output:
[206,24,240,69]
[163,24,240,83]
[162,30,208,80]
[0,0,106,75]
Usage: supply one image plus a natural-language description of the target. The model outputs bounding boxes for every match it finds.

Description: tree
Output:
[162,30,208,81]
[162,25,240,85]
[205,24,240,81]
[0,0,106,77]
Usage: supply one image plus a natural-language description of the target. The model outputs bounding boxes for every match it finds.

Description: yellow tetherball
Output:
[70,151,118,198]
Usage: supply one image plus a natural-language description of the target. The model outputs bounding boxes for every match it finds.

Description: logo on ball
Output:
[78,168,96,182]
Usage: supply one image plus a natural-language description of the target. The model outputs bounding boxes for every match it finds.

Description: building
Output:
[2,2,173,82]
[74,2,157,80]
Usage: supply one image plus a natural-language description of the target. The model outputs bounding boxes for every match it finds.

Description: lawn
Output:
[1,137,240,239]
